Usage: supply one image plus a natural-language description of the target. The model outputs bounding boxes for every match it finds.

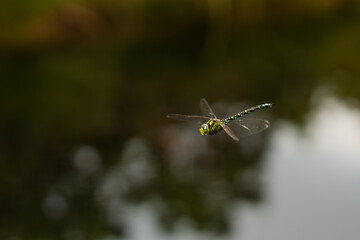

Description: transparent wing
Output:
[227,119,271,137]
[166,114,210,123]
[200,98,217,119]
[218,121,239,141]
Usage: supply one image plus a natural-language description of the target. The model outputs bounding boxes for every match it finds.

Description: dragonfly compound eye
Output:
[199,124,209,136]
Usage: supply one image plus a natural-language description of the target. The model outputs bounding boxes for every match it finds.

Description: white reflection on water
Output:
[96,138,155,229]
[99,203,219,240]
[42,192,68,221]
[237,95,360,240]
[74,145,102,176]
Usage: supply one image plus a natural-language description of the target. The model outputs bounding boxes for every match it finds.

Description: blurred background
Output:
[1,0,360,239]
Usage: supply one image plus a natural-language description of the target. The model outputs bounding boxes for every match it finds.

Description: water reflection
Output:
[74,146,102,177]
[160,123,213,176]
[42,192,68,221]
[96,138,155,230]
[97,93,360,240]
[239,93,360,240]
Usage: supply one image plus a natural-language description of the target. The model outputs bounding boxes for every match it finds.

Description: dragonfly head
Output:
[199,124,210,136]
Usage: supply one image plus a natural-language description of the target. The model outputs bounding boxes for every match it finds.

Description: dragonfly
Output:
[166,98,274,141]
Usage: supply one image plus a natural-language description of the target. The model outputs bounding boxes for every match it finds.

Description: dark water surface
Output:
[1,1,360,239]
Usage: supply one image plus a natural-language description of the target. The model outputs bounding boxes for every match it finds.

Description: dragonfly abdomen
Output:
[224,103,273,124]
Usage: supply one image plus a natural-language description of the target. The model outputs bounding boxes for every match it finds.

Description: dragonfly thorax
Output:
[199,123,210,136]
[200,120,223,136]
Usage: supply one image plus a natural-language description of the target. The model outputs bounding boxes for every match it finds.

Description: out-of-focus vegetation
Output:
[1,0,360,239]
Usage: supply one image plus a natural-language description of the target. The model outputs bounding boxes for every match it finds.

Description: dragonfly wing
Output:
[200,98,217,119]
[218,121,240,141]
[166,114,209,123]
[228,118,271,137]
